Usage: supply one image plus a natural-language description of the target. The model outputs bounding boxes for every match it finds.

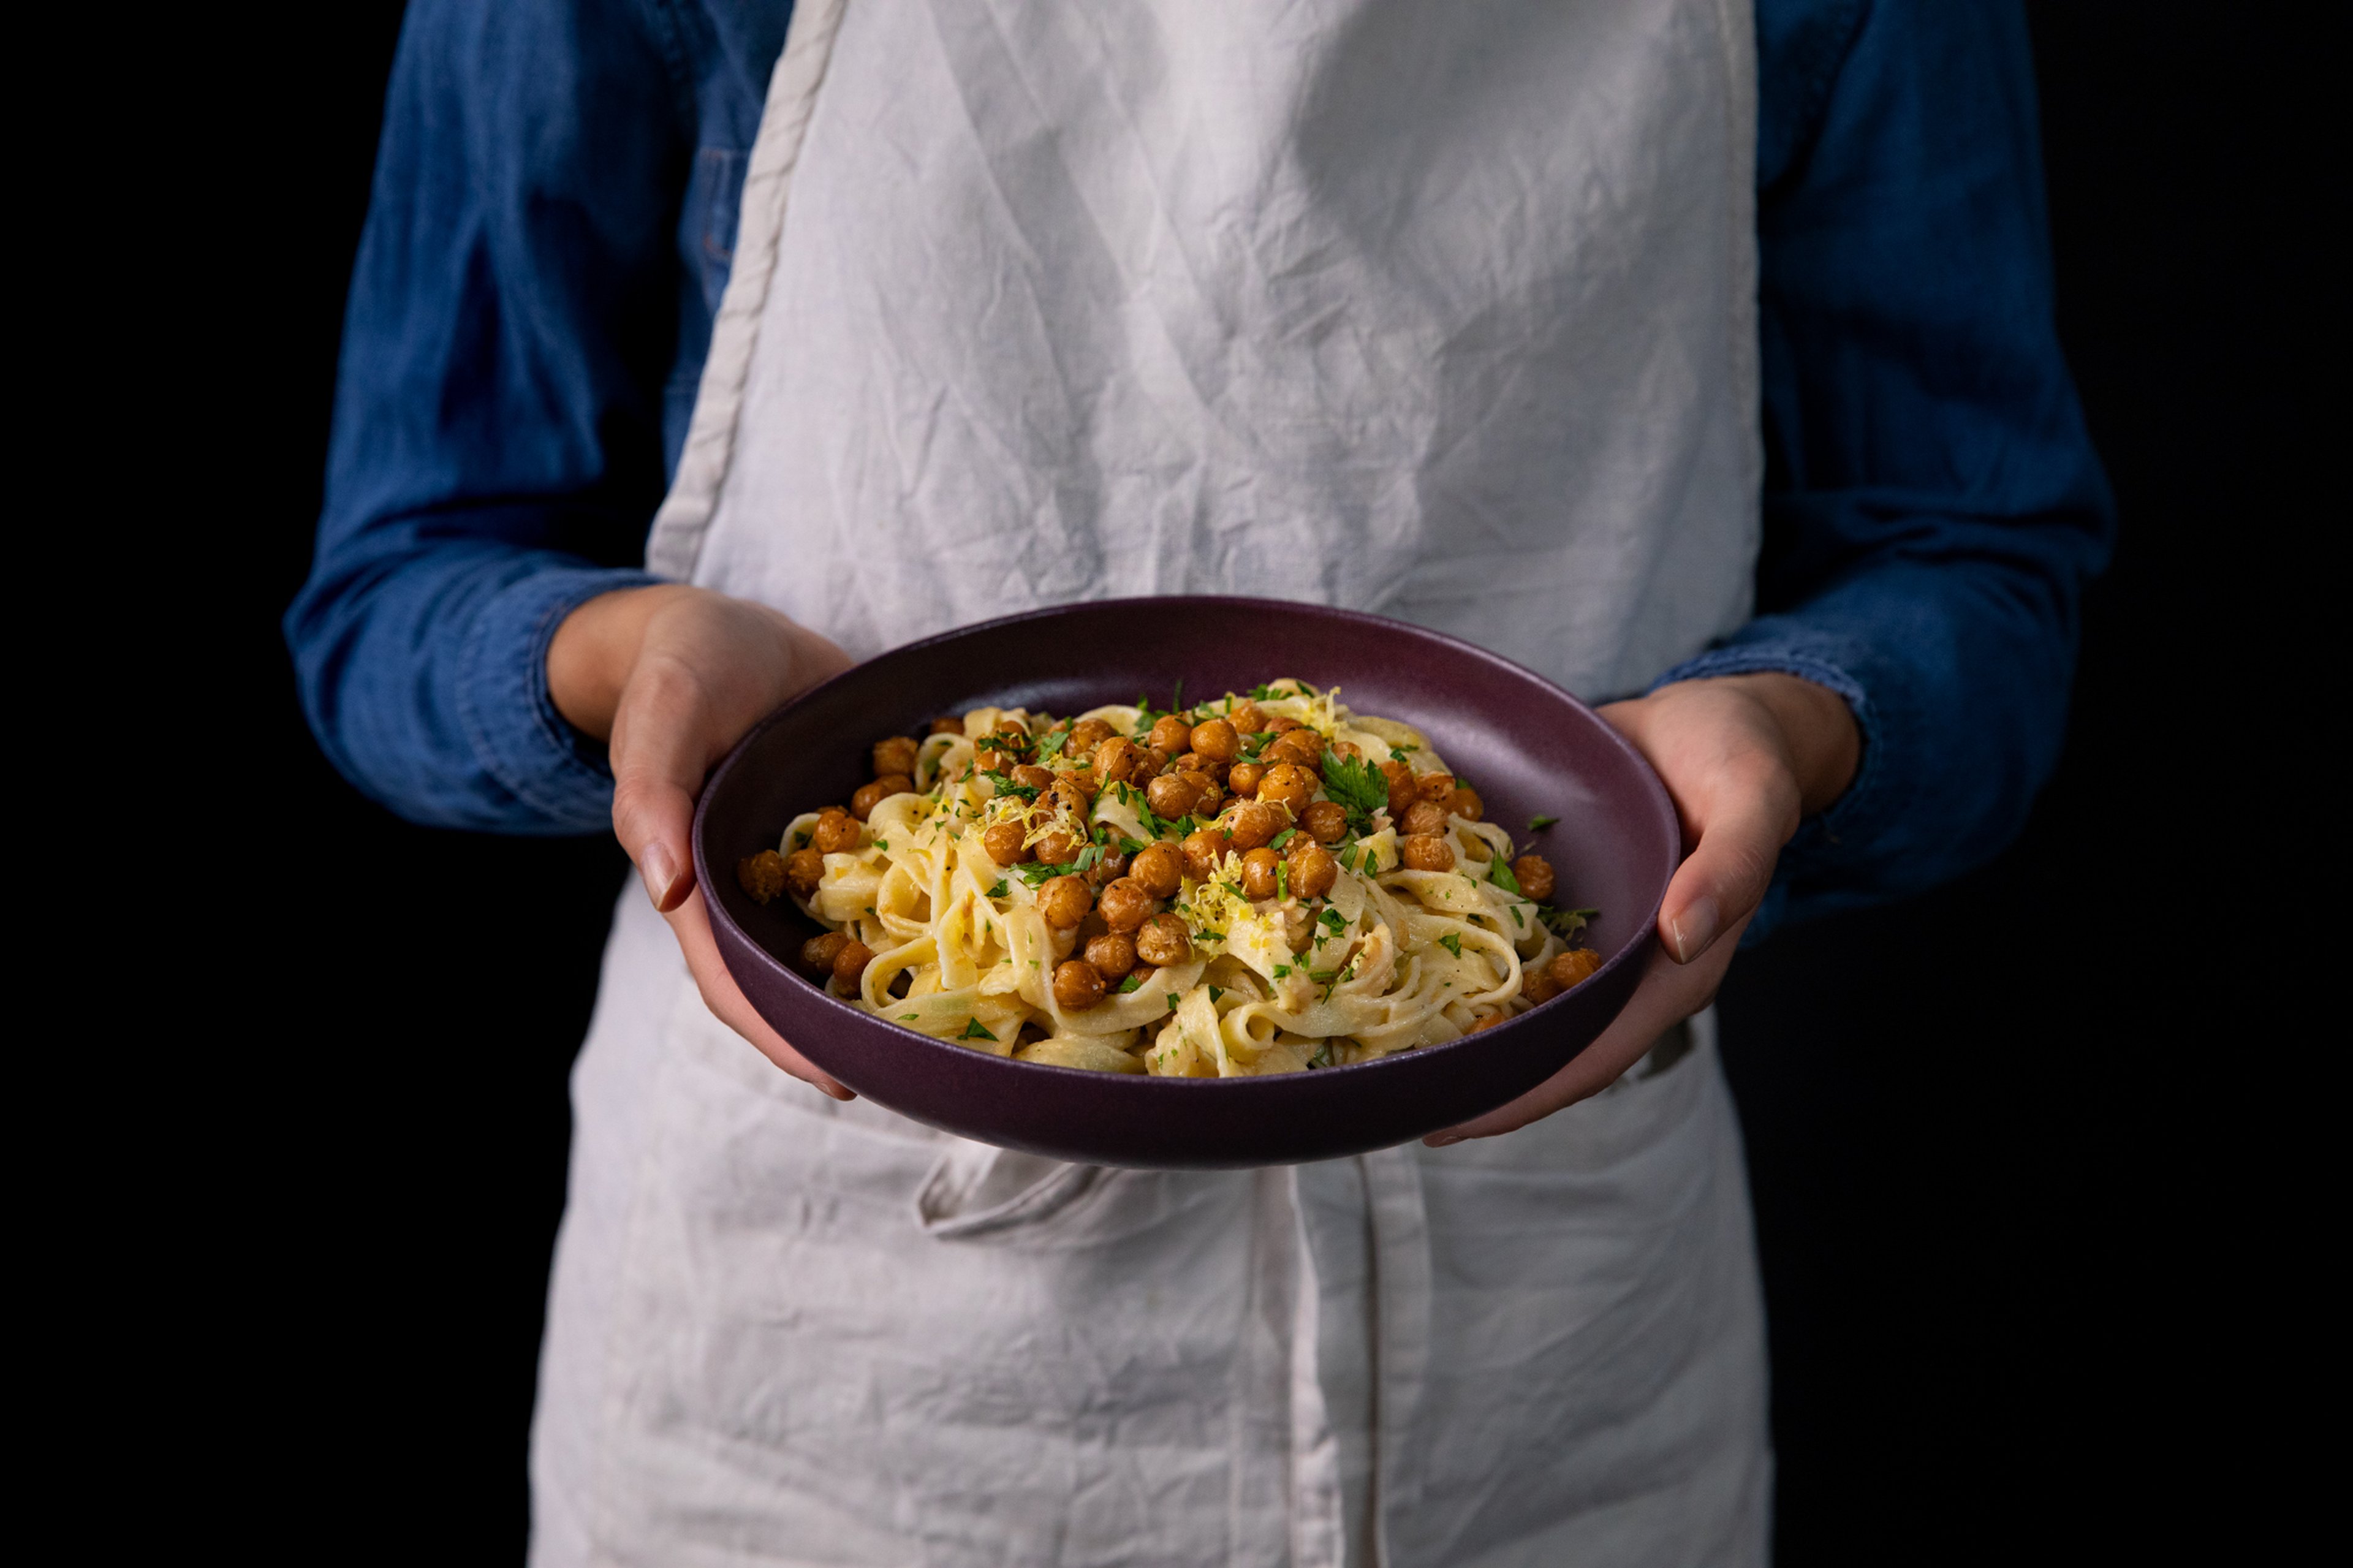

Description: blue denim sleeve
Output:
[1662,0,2116,938]
[284,0,713,833]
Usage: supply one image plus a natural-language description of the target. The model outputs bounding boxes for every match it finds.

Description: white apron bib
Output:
[534,1,1770,1562]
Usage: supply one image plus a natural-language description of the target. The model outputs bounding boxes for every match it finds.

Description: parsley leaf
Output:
[1120,836,1148,856]
[1208,986,1224,1004]
[1439,932,1463,958]
[1034,730,1069,762]
[1387,743,1419,762]
[1273,964,1292,978]
[874,839,888,850]
[1166,993,1181,1011]
[1014,862,1056,887]
[960,1019,997,1042]
[1118,974,1143,994]
[1488,852,1523,896]
[1276,863,1290,901]
[983,770,1039,801]
[1308,1042,1331,1069]
[1269,827,1297,852]
[901,1012,920,1021]
[791,830,809,849]
[987,879,1009,898]
[1319,751,1389,819]
[1319,908,1347,937]
[1171,679,1184,713]
[1249,683,1276,701]
[1528,814,1559,831]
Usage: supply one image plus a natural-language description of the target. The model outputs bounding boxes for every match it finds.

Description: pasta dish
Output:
[737,681,1601,1076]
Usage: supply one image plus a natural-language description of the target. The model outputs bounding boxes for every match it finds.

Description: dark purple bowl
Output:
[695,597,1677,1169]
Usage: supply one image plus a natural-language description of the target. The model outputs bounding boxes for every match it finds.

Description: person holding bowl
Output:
[290,0,2110,1561]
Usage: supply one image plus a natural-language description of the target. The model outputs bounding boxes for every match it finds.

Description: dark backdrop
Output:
[200,6,2317,1561]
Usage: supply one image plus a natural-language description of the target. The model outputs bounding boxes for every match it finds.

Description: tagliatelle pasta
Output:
[736,681,1604,1077]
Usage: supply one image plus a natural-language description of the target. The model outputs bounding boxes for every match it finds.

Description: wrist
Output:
[547,583,699,741]
[1710,672,1860,817]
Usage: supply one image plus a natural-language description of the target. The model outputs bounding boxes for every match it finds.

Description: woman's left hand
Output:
[1424,672,1859,1145]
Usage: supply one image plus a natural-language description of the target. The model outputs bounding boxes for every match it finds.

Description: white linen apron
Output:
[534,1,1770,1562]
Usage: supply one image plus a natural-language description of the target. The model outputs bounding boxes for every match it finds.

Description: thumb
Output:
[609,656,717,912]
[1658,770,1794,964]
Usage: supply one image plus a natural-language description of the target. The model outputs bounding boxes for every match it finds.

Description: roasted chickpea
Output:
[1052,959,1108,1010]
[1401,799,1450,837]
[1301,800,1349,844]
[1548,949,1604,989]
[872,735,921,778]
[801,931,849,975]
[1416,771,1457,804]
[1226,762,1265,799]
[1189,718,1239,763]
[1131,842,1184,899]
[1093,737,1146,787]
[852,775,913,819]
[1287,842,1339,900]
[1069,718,1116,752]
[1522,969,1563,1006]
[1037,875,1093,928]
[1179,753,1229,786]
[982,819,1031,866]
[1401,834,1455,872]
[1270,730,1325,768]
[784,847,825,896]
[1076,909,1112,942]
[1146,771,1205,819]
[1097,877,1157,932]
[1227,702,1267,735]
[737,850,789,903]
[1084,931,1137,979]
[930,716,966,737]
[1046,778,1091,819]
[811,809,860,854]
[1011,763,1055,791]
[1084,847,1129,890]
[832,940,874,992]
[1146,715,1193,754]
[1134,912,1192,968]
[1226,799,1285,850]
[1183,773,1224,815]
[974,746,1016,773]
[1134,746,1170,784]
[1468,1013,1509,1034]
[1181,828,1228,882]
[1258,762,1317,812]
[1240,847,1281,899]
[1265,716,1300,735]
[1379,760,1419,820]
[1033,825,1083,866]
[1448,786,1485,822]
[1512,855,1557,903]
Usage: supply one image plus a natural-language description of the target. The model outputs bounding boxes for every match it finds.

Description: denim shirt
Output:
[287,0,2113,938]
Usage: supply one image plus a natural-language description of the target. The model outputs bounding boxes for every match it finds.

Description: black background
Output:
[189,4,2318,1561]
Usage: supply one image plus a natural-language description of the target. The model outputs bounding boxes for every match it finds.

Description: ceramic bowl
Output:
[695,597,1677,1168]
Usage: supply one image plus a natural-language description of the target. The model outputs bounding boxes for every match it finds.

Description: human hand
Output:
[1425,672,1859,1144]
[550,585,858,1098]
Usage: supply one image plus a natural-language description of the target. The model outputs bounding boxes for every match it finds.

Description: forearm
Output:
[285,534,656,832]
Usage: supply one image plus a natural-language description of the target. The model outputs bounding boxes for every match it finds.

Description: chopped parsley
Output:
[1166,993,1181,1011]
[900,1012,920,1021]
[1249,683,1276,701]
[983,771,1039,801]
[1528,814,1559,831]
[874,839,888,850]
[1488,852,1523,896]
[1319,751,1389,824]
[1034,729,1069,762]
[791,830,809,849]
[1439,932,1463,958]
[1387,743,1419,762]
[1268,827,1297,852]
[1118,974,1143,994]
[1120,835,1149,856]
[1208,986,1224,1004]
[1308,1042,1331,1069]
[1171,679,1184,712]
[987,879,1009,898]
[1320,908,1347,936]
[960,1019,998,1042]
[1273,964,1293,979]
[1276,863,1290,901]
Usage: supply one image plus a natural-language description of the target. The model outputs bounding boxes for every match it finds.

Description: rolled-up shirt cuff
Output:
[455,564,661,833]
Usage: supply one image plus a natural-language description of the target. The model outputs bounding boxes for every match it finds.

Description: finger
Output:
[1427,909,1751,1145]
[664,888,855,1100]
[1657,771,1792,964]
[608,654,717,913]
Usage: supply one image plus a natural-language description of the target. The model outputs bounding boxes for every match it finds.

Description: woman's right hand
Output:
[548,584,858,1098]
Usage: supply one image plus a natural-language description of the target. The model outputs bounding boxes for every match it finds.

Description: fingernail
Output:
[1669,895,1721,963]
[1425,1132,1464,1148]
[640,842,680,907]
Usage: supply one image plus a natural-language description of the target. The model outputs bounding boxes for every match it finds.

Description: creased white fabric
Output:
[534,0,1770,1561]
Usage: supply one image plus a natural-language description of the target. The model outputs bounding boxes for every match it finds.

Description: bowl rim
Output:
[692,594,1678,1090]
